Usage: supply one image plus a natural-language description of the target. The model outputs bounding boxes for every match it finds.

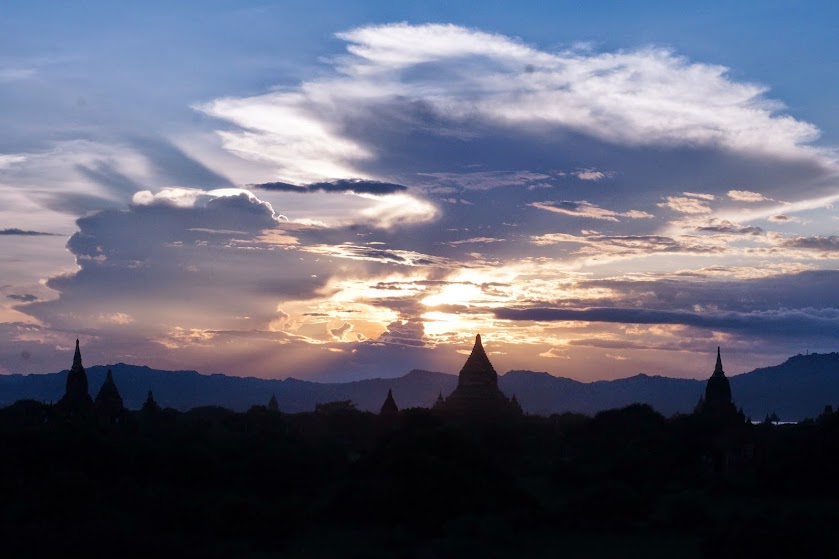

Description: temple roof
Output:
[142,390,160,412]
[380,388,398,415]
[457,334,498,387]
[95,369,125,417]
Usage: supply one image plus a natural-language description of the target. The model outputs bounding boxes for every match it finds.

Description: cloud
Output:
[22,190,335,337]
[574,169,610,181]
[530,231,723,259]
[303,243,449,267]
[0,228,60,236]
[376,319,426,347]
[728,189,771,202]
[198,22,826,186]
[493,305,839,338]
[769,214,802,223]
[253,178,407,195]
[781,235,839,253]
[356,192,439,228]
[0,154,27,169]
[695,219,764,236]
[330,322,353,340]
[606,354,629,361]
[682,192,716,201]
[657,196,713,214]
[538,347,570,359]
[417,171,552,191]
[530,200,653,222]
[7,294,37,303]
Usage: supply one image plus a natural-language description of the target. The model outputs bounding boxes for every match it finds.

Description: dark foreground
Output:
[2,402,839,558]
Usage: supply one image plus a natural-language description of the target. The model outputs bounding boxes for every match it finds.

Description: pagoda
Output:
[379,388,399,416]
[695,347,741,420]
[436,334,521,416]
[141,390,161,413]
[55,339,94,416]
[94,368,125,422]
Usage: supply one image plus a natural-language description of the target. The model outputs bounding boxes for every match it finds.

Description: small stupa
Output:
[380,388,399,415]
[141,390,160,413]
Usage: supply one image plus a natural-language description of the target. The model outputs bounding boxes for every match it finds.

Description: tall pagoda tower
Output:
[437,334,521,416]
[695,347,740,420]
[55,339,94,416]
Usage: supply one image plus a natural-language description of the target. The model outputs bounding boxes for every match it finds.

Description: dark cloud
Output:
[695,220,764,235]
[494,305,839,337]
[781,235,839,252]
[0,228,59,236]
[7,294,37,302]
[580,270,839,314]
[23,193,334,334]
[253,178,407,195]
[376,320,426,347]
[330,322,353,339]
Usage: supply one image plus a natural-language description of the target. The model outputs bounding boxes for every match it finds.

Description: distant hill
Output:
[2,353,839,420]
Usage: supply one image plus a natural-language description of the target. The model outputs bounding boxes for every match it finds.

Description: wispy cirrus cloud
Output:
[529,200,653,222]
[728,189,772,202]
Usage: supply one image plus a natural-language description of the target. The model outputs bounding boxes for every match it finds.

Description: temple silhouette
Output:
[55,339,94,417]
[695,346,744,423]
[55,339,127,422]
[432,334,522,416]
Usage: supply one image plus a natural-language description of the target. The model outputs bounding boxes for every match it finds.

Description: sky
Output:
[2,1,839,381]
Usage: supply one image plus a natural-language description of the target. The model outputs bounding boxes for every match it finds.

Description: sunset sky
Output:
[2,1,839,381]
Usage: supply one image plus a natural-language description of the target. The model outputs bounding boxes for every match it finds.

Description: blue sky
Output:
[2,1,839,380]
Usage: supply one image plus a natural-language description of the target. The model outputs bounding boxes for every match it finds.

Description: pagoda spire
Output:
[72,338,83,370]
[380,388,398,415]
[714,346,724,375]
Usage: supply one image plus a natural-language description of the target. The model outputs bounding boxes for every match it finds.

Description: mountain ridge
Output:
[2,353,839,420]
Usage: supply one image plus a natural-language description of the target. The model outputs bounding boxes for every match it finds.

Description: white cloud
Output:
[197,23,826,184]
[574,169,609,181]
[530,200,653,221]
[0,154,27,169]
[538,347,570,359]
[355,192,439,228]
[728,189,771,202]
[658,196,713,214]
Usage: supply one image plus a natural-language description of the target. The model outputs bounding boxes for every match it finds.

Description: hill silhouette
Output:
[3,352,839,420]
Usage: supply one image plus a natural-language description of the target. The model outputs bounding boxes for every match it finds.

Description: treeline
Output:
[2,401,839,557]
